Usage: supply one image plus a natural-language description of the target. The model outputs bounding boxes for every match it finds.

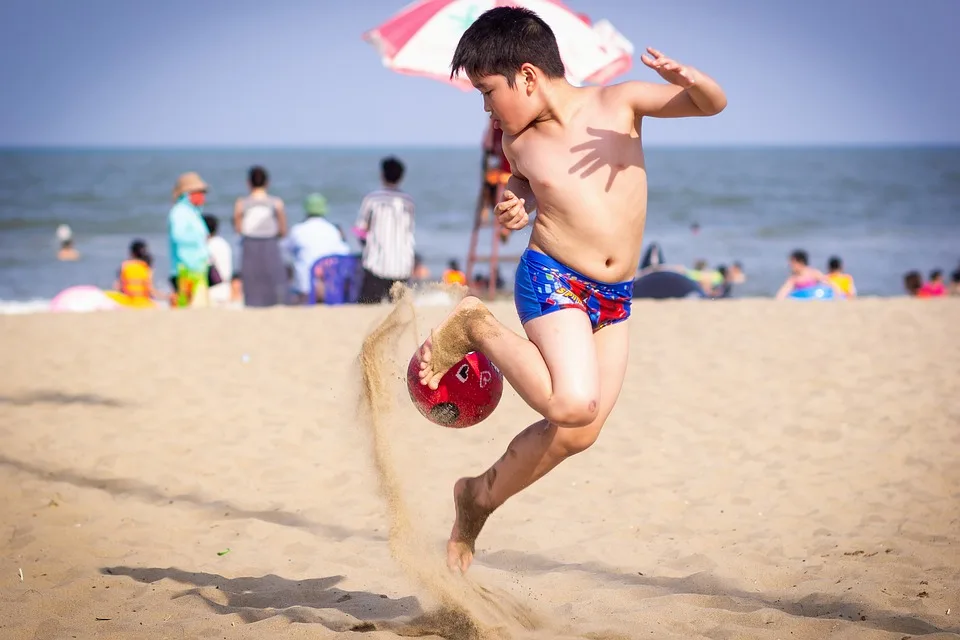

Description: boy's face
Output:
[471,70,539,136]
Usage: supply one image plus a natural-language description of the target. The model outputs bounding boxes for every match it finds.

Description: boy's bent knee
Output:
[553,422,602,456]
[544,395,599,428]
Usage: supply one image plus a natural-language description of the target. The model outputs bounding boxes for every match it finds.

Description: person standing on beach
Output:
[414,7,727,573]
[353,157,415,304]
[234,166,287,307]
[168,172,211,308]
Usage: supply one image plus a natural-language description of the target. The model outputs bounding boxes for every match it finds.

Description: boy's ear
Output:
[519,63,537,94]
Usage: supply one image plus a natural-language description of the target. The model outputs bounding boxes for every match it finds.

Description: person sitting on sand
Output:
[56,224,80,261]
[411,254,431,284]
[903,270,926,297]
[114,239,158,303]
[442,260,466,286]
[709,265,734,299]
[826,256,856,298]
[686,259,722,293]
[950,269,960,296]
[775,249,842,300]
[414,6,727,573]
[918,269,947,297]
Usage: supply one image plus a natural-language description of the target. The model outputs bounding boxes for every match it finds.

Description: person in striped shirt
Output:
[353,156,416,304]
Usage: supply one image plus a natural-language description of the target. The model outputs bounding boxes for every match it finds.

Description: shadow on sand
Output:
[481,549,957,637]
[0,390,127,407]
[0,454,381,543]
[100,566,420,631]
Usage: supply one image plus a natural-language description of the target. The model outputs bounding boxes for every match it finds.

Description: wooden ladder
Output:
[464,169,519,300]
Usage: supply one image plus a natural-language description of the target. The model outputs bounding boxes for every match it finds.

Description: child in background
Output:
[442,260,466,286]
[775,250,842,300]
[826,256,857,298]
[918,269,947,297]
[203,214,234,306]
[114,239,158,304]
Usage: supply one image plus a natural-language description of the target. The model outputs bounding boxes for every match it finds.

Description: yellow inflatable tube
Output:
[104,291,157,309]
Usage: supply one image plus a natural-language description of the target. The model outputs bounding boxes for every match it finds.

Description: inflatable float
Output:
[104,290,157,309]
[788,284,839,300]
[49,286,122,313]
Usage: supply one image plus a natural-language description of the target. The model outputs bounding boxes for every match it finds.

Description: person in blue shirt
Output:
[168,172,211,308]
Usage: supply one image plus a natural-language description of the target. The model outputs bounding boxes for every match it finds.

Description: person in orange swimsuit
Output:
[114,239,159,305]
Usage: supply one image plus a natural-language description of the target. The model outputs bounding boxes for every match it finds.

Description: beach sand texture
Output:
[1,296,958,640]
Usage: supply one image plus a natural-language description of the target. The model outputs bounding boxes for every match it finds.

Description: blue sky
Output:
[1,0,957,147]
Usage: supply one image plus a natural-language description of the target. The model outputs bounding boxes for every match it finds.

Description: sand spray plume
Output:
[353,282,544,639]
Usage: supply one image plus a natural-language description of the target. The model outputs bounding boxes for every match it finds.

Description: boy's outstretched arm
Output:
[617,46,727,119]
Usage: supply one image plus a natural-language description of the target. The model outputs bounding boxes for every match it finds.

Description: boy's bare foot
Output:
[447,477,492,574]
[418,296,489,390]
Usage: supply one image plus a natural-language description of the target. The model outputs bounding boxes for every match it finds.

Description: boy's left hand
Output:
[641,47,696,88]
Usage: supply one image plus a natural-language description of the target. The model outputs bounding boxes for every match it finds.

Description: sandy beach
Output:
[1,295,958,640]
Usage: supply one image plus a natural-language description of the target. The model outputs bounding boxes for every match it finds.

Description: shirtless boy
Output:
[417,7,727,573]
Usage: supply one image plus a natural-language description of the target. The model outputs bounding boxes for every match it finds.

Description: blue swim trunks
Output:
[514,249,634,331]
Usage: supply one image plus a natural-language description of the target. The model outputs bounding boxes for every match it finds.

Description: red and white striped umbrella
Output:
[363,0,634,90]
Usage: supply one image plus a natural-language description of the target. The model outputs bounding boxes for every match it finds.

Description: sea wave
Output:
[0,299,53,315]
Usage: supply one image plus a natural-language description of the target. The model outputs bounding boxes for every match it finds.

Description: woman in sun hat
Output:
[167,171,211,308]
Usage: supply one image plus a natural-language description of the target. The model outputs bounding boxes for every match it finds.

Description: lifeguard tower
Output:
[464,123,519,300]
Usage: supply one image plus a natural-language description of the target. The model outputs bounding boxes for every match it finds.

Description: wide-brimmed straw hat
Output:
[172,172,209,200]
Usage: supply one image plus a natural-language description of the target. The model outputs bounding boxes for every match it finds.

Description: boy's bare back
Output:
[503,84,650,284]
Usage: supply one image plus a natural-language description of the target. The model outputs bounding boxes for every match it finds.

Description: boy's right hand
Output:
[495,190,528,230]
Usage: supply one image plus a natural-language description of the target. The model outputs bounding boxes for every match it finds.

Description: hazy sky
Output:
[1,0,957,147]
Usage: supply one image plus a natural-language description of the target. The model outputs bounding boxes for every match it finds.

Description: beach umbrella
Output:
[363,0,635,90]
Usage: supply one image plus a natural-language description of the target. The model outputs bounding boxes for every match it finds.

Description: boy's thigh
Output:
[523,307,599,399]
[591,319,631,422]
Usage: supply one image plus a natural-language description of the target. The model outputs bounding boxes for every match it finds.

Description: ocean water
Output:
[0,146,958,310]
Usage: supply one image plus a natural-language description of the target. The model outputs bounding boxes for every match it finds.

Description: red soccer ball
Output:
[406,350,503,428]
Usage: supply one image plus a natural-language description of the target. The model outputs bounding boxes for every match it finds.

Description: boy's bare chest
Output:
[510,124,643,191]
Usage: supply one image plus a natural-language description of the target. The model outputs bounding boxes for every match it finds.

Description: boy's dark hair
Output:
[381,156,405,184]
[202,214,219,236]
[828,256,842,271]
[248,165,268,188]
[790,249,809,266]
[450,7,565,87]
[952,269,960,284]
[929,269,942,280]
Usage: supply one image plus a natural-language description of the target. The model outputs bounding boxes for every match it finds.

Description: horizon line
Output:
[1,141,959,153]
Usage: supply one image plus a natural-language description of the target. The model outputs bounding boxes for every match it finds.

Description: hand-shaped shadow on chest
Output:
[568,127,643,193]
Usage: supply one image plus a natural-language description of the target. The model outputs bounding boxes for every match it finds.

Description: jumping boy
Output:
[416,7,727,573]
